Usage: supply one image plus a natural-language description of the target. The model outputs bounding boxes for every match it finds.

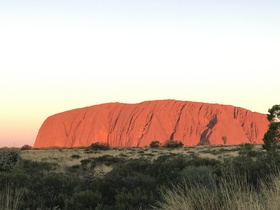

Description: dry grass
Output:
[0,185,23,210]
[156,172,280,210]
[10,144,266,209]
[20,145,260,169]
[19,144,261,175]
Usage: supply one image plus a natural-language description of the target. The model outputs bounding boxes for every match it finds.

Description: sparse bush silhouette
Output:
[89,142,110,150]
[71,154,81,159]
[163,140,183,148]
[150,140,161,148]
[21,145,32,150]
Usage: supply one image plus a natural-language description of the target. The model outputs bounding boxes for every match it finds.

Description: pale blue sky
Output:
[0,0,279,147]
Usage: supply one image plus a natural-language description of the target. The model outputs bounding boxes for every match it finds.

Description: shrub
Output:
[239,143,253,154]
[89,142,110,150]
[150,140,161,148]
[71,154,81,159]
[0,150,21,172]
[115,188,153,210]
[65,190,102,210]
[180,166,217,189]
[21,145,32,150]
[19,159,58,174]
[80,155,125,171]
[163,140,184,148]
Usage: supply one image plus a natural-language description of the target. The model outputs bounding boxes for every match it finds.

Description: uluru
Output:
[34,100,269,148]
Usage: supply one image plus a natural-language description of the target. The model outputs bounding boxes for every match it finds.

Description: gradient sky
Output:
[1,0,279,147]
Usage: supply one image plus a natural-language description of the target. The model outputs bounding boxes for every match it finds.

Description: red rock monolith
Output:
[33,100,269,148]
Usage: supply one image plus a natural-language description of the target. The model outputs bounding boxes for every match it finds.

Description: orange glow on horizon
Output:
[0,123,37,148]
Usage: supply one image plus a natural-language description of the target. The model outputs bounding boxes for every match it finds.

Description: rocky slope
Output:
[34,100,269,148]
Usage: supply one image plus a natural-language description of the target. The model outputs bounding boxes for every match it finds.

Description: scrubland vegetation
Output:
[0,105,279,209]
[0,143,280,210]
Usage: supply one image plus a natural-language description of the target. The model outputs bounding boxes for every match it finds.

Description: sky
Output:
[0,0,279,147]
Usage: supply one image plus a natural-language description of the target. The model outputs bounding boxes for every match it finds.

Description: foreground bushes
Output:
[157,172,280,210]
[2,146,280,209]
[0,149,21,172]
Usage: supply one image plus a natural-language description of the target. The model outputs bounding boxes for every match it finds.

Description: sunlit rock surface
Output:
[34,100,269,148]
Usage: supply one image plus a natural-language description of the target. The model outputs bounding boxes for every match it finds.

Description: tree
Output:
[263,105,280,152]
[267,105,280,122]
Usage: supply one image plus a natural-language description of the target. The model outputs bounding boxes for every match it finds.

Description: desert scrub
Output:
[20,145,32,150]
[150,140,161,148]
[80,155,125,171]
[0,149,21,172]
[8,143,280,209]
[89,142,110,150]
[163,140,184,148]
[156,171,280,210]
[156,175,258,210]
[71,154,81,159]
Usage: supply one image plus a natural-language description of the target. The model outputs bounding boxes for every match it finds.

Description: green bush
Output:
[180,166,217,189]
[87,158,157,208]
[65,190,102,210]
[24,173,78,209]
[0,150,21,172]
[115,188,153,210]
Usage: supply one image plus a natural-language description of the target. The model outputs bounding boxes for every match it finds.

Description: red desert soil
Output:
[34,100,269,148]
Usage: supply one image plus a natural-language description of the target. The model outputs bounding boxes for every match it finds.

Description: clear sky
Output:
[1,0,279,147]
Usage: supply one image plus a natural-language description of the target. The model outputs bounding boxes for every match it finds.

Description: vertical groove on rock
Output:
[126,114,136,146]
[170,103,186,140]
[71,110,87,146]
[234,107,238,119]
[62,121,69,138]
[108,104,126,146]
[198,103,205,112]
[137,113,154,146]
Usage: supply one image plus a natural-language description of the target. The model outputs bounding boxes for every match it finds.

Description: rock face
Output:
[34,100,269,148]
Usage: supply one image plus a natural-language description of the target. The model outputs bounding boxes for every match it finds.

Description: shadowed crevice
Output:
[198,115,218,145]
